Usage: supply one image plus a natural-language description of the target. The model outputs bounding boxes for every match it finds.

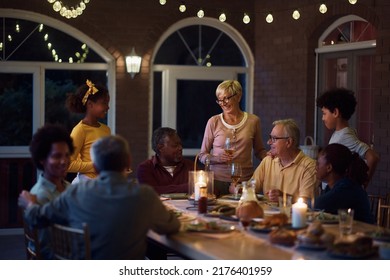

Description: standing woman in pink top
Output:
[198,80,267,197]
[65,80,111,183]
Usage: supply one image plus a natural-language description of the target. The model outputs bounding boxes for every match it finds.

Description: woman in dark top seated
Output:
[315,143,374,224]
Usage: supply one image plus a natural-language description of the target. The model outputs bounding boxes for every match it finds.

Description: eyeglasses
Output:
[215,93,237,105]
[268,135,290,143]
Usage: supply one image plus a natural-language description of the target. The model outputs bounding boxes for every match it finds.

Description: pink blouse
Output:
[198,112,267,182]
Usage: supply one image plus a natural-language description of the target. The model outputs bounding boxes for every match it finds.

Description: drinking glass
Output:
[338,208,354,237]
[224,137,235,157]
[231,162,242,199]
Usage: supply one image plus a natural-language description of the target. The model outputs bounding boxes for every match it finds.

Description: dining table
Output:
[147,196,389,260]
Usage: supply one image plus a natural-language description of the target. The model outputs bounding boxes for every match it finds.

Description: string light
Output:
[197,9,205,18]
[47,0,90,19]
[155,1,364,24]
[179,4,186,13]
[319,4,328,14]
[266,13,273,23]
[292,10,300,20]
[243,13,250,24]
[219,13,226,22]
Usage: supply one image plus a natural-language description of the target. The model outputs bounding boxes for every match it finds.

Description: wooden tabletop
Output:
[148,199,386,260]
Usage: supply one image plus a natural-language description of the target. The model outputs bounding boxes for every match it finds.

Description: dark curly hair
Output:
[321,143,368,186]
[316,88,357,120]
[152,127,178,154]
[29,124,74,170]
[65,81,109,114]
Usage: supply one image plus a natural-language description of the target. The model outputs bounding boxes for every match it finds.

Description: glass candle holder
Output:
[188,170,214,202]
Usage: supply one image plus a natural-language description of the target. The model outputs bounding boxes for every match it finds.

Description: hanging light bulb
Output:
[319,4,327,14]
[53,1,62,12]
[349,0,357,4]
[159,0,166,5]
[266,13,273,23]
[197,9,204,18]
[179,4,186,13]
[243,13,250,24]
[15,24,20,33]
[219,13,226,22]
[47,0,56,3]
[292,10,300,20]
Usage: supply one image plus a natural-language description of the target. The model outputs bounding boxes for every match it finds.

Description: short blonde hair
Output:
[272,119,300,148]
[216,80,242,98]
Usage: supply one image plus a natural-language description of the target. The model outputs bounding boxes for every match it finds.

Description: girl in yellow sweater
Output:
[66,80,111,183]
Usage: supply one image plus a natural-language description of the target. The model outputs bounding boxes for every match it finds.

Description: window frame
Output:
[0,9,116,158]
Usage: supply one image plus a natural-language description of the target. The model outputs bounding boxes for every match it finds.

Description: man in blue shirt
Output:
[19,135,180,259]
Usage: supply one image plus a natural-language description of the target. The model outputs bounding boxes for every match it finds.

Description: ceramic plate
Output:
[250,225,275,233]
[309,212,338,224]
[366,231,390,242]
[161,193,188,199]
[220,194,265,201]
[186,223,235,234]
[264,209,281,216]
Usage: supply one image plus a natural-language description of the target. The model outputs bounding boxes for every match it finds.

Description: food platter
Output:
[220,194,265,201]
[250,224,275,233]
[366,230,390,242]
[308,212,338,224]
[185,222,235,234]
[161,193,188,200]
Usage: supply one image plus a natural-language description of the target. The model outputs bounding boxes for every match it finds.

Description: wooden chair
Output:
[22,218,41,260]
[50,223,91,260]
[368,194,385,223]
[377,200,390,228]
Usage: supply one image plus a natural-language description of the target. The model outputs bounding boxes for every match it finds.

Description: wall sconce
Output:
[126,47,142,78]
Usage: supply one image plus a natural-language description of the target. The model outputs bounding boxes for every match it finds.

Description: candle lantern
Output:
[188,170,214,203]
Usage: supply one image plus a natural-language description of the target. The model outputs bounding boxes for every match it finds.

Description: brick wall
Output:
[254,0,390,195]
[1,0,389,196]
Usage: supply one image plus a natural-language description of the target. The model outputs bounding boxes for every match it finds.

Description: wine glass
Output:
[224,137,235,157]
[230,162,242,199]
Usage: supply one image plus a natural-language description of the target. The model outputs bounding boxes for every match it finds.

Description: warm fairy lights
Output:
[2,21,89,63]
[157,0,360,24]
[47,0,90,19]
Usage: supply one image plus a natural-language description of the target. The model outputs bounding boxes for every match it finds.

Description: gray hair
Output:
[152,127,177,154]
[272,119,300,148]
[91,135,130,172]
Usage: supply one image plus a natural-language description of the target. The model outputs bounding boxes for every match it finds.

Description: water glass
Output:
[278,195,292,218]
[338,208,354,236]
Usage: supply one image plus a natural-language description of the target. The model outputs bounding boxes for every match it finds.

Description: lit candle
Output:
[292,197,307,228]
[194,173,206,201]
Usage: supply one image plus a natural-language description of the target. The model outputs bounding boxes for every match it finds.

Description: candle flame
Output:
[298,197,303,204]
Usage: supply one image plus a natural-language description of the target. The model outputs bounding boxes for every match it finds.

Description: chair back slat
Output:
[50,223,91,260]
[23,217,41,260]
[368,194,385,223]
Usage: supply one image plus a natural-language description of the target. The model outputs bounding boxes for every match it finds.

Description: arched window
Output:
[315,15,376,147]
[0,9,115,157]
[152,17,253,156]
